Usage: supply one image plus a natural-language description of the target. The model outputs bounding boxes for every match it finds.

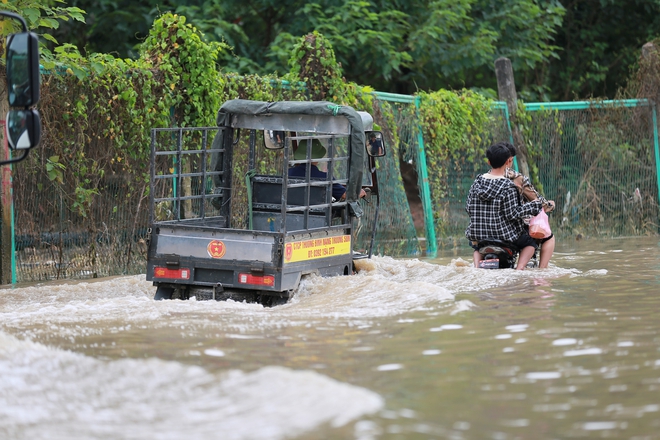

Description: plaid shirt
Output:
[465,174,543,242]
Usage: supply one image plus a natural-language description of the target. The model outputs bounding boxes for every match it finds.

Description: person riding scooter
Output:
[465,142,543,270]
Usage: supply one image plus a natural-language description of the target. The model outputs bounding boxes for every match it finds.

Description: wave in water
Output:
[0,331,383,440]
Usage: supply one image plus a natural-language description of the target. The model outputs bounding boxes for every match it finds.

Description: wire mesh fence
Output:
[3,94,659,283]
[525,101,660,238]
[383,97,660,252]
[13,153,150,282]
[353,98,421,257]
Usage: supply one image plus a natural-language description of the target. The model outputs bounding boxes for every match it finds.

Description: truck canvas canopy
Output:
[211,100,366,216]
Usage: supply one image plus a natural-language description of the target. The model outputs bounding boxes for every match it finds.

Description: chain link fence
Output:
[2,90,659,282]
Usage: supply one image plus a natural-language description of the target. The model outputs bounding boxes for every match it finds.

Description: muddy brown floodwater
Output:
[1,236,659,439]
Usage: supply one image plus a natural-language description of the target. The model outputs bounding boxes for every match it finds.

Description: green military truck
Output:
[145,99,385,304]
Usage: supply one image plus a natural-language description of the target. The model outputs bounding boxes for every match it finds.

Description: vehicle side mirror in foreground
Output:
[1,11,42,164]
[6,109,41,150]
[366,131,386,157]
[6,31,41,107]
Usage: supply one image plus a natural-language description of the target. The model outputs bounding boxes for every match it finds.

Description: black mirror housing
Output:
[6,109,41,150]
[1,12,42,164]
[366,131,386,157]
[6,31,40,108]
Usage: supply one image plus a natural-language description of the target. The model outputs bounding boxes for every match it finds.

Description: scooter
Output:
[476,239,538,269]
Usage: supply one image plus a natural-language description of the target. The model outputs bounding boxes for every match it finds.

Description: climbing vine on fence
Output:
[416,89,494,233]
[417,89,493,167]
[6,7,518,275]
[141,13,226,128]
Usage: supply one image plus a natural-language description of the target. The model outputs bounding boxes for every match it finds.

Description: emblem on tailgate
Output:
[207,240,226,258]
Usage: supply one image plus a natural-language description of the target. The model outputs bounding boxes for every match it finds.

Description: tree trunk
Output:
[495,57,530,177]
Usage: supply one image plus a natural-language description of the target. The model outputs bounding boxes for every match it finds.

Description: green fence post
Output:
[652,103,660,215]
[414,96,437,257]
[10,171,15,285]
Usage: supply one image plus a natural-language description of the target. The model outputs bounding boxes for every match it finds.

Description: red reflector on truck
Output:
[154,267,190,280]
[238,273,274,286]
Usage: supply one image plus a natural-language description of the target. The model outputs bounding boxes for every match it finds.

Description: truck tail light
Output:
[154,267,190,280]
[238,273,274,286]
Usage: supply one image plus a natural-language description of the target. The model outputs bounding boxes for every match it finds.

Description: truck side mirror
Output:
[6,109,41,150]
[1,12,42,162]
[6,31,40,107]
[264,130,286,149]
[366,131,386,157]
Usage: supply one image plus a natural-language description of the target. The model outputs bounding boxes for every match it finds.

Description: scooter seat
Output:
[479,245,513,257]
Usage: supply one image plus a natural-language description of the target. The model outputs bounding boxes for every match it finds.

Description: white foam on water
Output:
[0,331,383,440]
[422,349,441,356]
[564,348,603,357]
[582,269,609,276]
[525,371,562,380]
[0,259,599,338]
[0,255,594,343]
[375,363,403,371]
[430,324,464,332]
[553,338,578,346]
[0,250,611,416]
[203,348,225,357]
[581,421,618,431]
[290,256,459,318]
[506,324,529,332]
[451,300,476,314]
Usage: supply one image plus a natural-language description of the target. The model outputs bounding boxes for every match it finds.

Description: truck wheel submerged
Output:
[154,285,174,300]
[154,283,292,307]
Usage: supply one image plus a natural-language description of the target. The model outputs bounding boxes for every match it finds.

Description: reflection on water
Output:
[1,237,659,439]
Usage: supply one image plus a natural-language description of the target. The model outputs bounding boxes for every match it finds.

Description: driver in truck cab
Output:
[288,139,366,201]
[367,132,384,156]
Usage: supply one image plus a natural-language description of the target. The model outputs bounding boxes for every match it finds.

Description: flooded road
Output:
[2,237,659,439]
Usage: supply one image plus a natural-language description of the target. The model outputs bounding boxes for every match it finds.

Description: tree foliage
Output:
[0,0,85,57]
[536,0,660,101]
[27,0,565,96]
[11,0,660,101]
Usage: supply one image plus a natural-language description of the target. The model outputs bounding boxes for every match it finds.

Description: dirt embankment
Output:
[400,160,425,233]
